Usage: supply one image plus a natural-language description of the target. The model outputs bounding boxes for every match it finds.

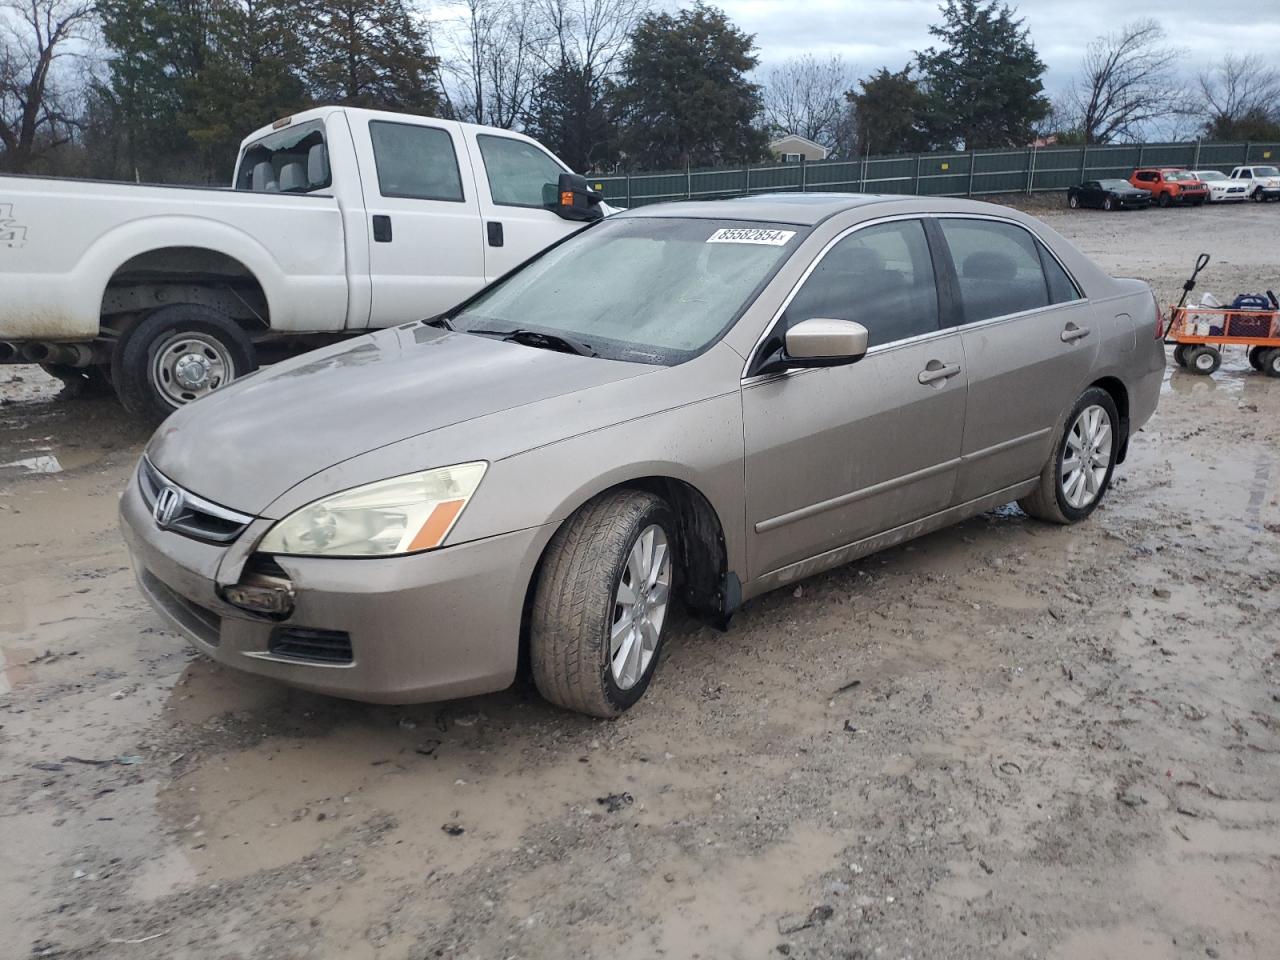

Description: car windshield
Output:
[1196,170,1226,181]
[1164,171,1195,181]
[450,217,805,365]
[1255,166,1279,177]
[1100,179,1132,189]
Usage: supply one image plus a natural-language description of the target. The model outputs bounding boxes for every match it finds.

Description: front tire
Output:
[1249,346,1267,371]
[1186,345,1221,375]
[1068,194,1080,209]
[1173,344,1189,367]
[1018,387,1120,525]
[111,304,256,425]
[1261,349,1280,378]
[530,490,677,717]
[1103,197,1115,211]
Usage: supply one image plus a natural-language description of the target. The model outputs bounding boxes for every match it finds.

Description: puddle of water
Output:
[0,454,63,475]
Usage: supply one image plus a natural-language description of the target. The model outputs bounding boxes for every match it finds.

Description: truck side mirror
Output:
[544,173,603,222]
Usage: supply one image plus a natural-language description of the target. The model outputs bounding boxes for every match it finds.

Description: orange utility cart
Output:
[1168,303,1280,376]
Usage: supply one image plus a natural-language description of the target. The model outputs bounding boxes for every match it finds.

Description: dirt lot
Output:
[2,200,1278,960]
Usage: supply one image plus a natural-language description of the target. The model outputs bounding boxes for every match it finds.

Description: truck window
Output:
[369,121,465,202]
[236,120,330,193]
[476,135,566,207]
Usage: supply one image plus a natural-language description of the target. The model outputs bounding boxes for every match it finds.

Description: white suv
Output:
[1229,165,1280,201]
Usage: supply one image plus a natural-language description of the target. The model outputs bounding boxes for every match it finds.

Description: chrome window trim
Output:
[739,210,1087,383]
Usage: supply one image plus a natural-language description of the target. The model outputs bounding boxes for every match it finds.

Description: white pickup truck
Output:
[0,106,606,421]
[1228,164,1280,202]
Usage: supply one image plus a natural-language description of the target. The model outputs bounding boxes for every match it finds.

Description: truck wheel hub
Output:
[174,354,211,389]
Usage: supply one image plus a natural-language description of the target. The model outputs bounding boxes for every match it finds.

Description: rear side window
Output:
[938,219,1050,322]
[236,120,330,193]
[369,121,464,202]
[1038,243,1082,304]
[784,219,940,348]
[476,135,566,207]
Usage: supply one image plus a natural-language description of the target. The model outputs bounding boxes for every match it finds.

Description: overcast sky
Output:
[717,0,1280,96]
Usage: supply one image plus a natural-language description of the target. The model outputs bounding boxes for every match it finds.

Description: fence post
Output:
[800,157,807,193]
[1137,145,1144,167]
[860,153,868,192]
[1026,146,1036,193]
[1080,144,1088,182]
[744,163,750,196]
[1244,141,1252,163]
[686,163,692,200]
[1193,138,1201,169]
[914,155,922,194]
[967,151,975,196]
[625,172,632,207]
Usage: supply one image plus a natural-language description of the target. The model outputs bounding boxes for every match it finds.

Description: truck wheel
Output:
[1186,345,1221,375]
[111,304,256,424]
[1253,188,1265,202]
[530,490,677,718]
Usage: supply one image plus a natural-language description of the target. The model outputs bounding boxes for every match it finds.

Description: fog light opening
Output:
[223,574,295,617]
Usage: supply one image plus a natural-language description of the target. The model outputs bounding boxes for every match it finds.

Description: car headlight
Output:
[257,462,487,557]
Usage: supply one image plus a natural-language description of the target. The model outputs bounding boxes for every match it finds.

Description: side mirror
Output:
[754,318,869,376]
[543,172,604,222]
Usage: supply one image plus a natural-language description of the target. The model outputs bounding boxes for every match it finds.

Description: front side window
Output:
[369,121,464,202]
[782,219,940,348]
[236,120,330,194]
[939,218,1050,322]
[451,218,803,365]
[476,135,566,207]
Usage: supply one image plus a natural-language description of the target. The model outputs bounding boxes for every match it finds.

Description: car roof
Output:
[613,192,1025,227]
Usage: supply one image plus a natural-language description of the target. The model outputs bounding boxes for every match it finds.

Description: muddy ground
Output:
[2,200,1278,960]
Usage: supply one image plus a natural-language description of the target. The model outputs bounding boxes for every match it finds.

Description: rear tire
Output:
[530,490,678,718]
[1186,345,1221,375]
[39,362,113,398]
[111,304,256,426]
[1018,387,1120,525]
[1158,192,1171,208]
[1261,349,1280,378]
[1249,346,1267,371]
[1068,194,1080,209]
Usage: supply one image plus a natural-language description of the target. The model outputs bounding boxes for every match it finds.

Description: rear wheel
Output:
[1249,346,1268,371]
[1068,193,1080,209]
[39,362,112,398]
[1158,192,1171,208]
[1186,345,1221,375]
[1019,387,1120,525]
[530,490,677,717]
[1173,344,1189,367]
[1261,349,1280,378]
[111,304,256,425]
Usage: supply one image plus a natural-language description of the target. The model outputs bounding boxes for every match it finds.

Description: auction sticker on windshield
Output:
[706,228,796,246]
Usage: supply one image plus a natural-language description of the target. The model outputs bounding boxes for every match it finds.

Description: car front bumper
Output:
[119,472,554,704]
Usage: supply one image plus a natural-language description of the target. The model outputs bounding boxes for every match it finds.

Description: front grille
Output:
[138,458,254,544]
[269,627,353,665]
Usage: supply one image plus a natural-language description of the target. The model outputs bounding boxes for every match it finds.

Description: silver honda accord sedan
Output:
[120,194,1164,717]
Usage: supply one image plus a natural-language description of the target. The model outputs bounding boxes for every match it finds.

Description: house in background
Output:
[768,134,828,163]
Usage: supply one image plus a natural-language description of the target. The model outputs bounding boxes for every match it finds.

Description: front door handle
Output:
[918,360,962,385]
[1061,323,1091,342]
[487,221,504,247]
[372,215,392,243]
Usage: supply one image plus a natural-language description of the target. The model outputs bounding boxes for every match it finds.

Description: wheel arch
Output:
[1090,375,1131,463]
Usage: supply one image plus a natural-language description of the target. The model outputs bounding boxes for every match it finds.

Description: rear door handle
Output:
[918,361,962,385]
[1061,323,1091,342]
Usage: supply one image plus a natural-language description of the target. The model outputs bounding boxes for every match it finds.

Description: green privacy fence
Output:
[592,140,1280,207]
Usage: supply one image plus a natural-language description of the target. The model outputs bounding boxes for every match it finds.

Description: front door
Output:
[465,131,587,280]
[934,216,1100,502]
[743,218,967,581]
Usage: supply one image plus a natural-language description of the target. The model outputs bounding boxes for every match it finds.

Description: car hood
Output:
[147,325,654,514]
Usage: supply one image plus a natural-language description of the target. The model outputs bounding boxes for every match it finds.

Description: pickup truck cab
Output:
[0,106,606,421]
[1229,165,1280,201]
[1129,168,1207,207]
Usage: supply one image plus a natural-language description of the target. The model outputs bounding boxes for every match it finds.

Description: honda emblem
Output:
[153,485,185,529]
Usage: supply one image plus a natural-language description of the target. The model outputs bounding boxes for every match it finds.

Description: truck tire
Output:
[530,490,678,717]
[111,304,256,424]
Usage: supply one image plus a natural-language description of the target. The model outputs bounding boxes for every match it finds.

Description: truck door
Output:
[464,131,589,281]
[354,117,487,326]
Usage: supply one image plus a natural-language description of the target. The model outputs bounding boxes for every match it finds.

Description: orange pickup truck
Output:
[1130,168,1208,207]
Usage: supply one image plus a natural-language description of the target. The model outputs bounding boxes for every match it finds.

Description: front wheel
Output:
[1261,349,1280,378]
[1173,344,1189,367]
[1068,194,1080,209]
[1103,197,1115,211]
[111,304,257,425]
[530,490,678,717]
[1186,345,1221,375]
[1249,346,1267,371]
[1018,387,1120,525]
[1158,192,1171,208]
[1253,188,1266,202]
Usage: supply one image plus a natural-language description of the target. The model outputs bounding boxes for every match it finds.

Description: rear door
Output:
[742,217,967,580]
[355,117,487,326]
[936,216,1098,503]
[463,130,587,280]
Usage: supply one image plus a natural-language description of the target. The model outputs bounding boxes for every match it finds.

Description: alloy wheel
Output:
[610,524,672,690]
[1060,405,1112,510]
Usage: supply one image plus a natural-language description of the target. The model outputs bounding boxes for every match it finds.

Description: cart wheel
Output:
[1261,349,1280,379]
[1249,346,1267,371]
[1186,345,1221,375]
[1173,344,1188,367]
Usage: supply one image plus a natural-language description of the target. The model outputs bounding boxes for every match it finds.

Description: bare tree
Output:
[0,0,94,172]
[1057,19,1182,144]
[1197,53,1280,139]
[437,0,545,128]
[535,0,647,76]
[760,53,856,155]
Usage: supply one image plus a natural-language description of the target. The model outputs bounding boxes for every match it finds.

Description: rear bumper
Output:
[119,473,554,704]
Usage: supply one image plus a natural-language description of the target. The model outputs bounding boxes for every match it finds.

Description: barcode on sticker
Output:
[706,228,796,246]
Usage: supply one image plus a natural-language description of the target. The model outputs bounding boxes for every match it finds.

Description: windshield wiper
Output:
[423,317,454,330]
[466,328,597,358]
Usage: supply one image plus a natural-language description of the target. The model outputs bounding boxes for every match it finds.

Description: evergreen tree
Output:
[615,3,767,169]
[524,62,617,172]
[301,0,440,113]
[847,68,932,155]
[915,0,1049,150]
